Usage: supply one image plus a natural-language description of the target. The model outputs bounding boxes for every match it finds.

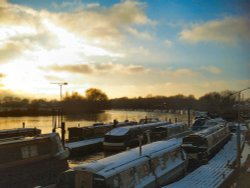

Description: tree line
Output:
[0,88,248,120]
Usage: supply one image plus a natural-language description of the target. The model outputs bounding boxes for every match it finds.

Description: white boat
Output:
[57,139,188,188]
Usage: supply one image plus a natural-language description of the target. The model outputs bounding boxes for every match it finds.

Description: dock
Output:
[165,134,243,188]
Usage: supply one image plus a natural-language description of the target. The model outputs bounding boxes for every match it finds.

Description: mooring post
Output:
[188,108,191,127]
[175,118,177,123]
[61,122,66,147]
[22,122,25,128]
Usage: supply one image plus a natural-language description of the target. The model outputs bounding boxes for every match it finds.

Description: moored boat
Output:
[0,132,69,188]
[57,138,188,188]
[103,121,170,151]
[150,122,191,142]
[182,124,231,163]
[68,120,137,142]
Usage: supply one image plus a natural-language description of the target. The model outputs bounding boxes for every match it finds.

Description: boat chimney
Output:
[138,135,143,156]
[145,130,151,144]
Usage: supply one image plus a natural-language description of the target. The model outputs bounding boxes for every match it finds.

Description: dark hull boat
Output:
[0,132,69,188]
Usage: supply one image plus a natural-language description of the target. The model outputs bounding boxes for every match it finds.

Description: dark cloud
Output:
[41,62,147,75]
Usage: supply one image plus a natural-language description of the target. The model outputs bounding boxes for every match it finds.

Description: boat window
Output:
[143,163,150,176]
[160,156,166,170]
[135,164,145,180]
[21,145,38,159]
[120,168,136,188]
[163,153,169,164]
[112,175,120,188]
[152,157,160,170]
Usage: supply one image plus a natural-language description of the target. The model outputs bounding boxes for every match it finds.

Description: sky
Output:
[0,0,250,99]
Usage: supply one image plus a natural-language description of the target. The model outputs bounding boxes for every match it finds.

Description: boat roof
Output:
[74,138,180,177]
[0,127,39,134]
[105,121,169,136]
[188,125,224,137]
[0,132,55,145]
[157,122,187,129]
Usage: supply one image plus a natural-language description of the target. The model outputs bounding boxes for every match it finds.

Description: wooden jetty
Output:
[165,134,244,188]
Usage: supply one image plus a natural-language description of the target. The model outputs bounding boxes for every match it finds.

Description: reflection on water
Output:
[0,110,191,138]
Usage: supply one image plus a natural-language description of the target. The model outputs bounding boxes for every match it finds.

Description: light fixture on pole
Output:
[51,82,68,101]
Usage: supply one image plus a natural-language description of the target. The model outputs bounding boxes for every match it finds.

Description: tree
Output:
[85,88,108,101]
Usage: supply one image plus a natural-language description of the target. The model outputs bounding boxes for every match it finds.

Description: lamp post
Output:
[51,82,68,140]
[229,87,250,122]
[51,82,68,101]
[229,87,250,172]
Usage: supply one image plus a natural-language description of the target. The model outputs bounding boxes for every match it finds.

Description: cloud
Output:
[51,0,154,44]
[42,62,148,75]
[0,73,5,78]
[201,66,221,74]
[180,17,250,44]
[170,68,198,77]
[163,39,173,47]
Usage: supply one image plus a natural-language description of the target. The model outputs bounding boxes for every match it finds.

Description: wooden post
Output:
[175,118,177,123]
[22,122,25,128]
[188,108,191,127]
[61,122,66,147]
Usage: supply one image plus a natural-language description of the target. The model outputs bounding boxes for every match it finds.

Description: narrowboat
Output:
[191,117,227,131]
[182,124,231,163]
[150,122,191,142]
[57,138,188,188]
[0,132,69,188]
[68,120,137,142]
[103,121,170,151]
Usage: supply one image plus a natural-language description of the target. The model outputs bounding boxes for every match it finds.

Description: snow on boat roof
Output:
[0,132,56,145]
[157,122,186,129]
[74,138,181,176]
[188,125,223,137]
[106,121,169,136]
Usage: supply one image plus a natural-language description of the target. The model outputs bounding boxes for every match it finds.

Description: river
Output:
[0,109,192,165]
[0,110,191,138]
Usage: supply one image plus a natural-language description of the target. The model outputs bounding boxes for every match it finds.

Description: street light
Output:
[50,82,68,132]
[51,82,68,101]
[229,87,250,122]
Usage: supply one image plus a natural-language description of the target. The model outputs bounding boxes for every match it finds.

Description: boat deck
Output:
[66,137,104,149]
[165,134,242,188]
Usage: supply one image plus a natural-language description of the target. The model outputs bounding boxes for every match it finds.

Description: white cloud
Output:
[201,66,221,74]
[180,17,250,44]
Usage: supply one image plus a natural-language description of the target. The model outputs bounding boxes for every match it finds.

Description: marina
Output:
[0,112,249,187]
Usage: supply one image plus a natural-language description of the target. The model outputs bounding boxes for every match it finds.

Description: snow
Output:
[65,138,104,149]
[73,138,182,177]
[165,134,241,188]
[105,121,169,136]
